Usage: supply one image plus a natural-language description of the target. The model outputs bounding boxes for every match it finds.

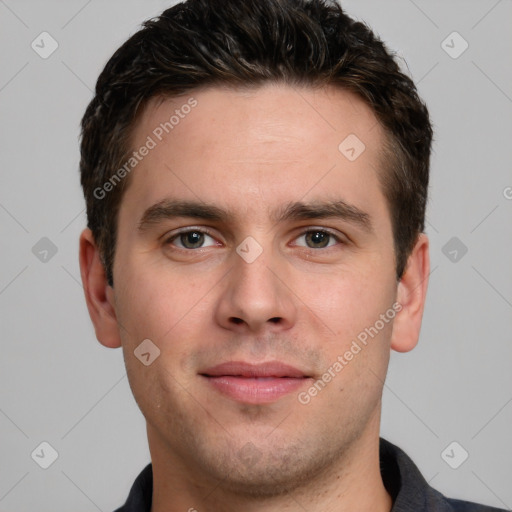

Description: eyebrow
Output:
[275,200,373,232]
[138,200,227,232]
[137,198,373,233]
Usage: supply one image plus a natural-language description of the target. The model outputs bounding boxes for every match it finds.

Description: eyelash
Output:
[164,227,218,249]
[293,229,344,249]
[163,227,345,250]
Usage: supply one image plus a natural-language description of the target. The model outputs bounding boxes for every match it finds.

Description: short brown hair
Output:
[80,0,433,287]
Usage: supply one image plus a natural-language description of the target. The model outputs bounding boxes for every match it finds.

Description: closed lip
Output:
[200,361,311,404]
[200,361,310,378]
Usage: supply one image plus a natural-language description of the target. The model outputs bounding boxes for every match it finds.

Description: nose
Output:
[214,246,297,334]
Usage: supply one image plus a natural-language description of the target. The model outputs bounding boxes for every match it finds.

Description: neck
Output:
[148,411,392,512]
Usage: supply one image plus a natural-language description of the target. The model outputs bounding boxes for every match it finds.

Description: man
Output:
[78,0,505,510]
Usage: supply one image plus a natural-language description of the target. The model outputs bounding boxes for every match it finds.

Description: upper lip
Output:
[200,361,309,378]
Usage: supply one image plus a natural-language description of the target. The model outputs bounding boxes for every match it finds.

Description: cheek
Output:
[115,265,209,411]
[299,269,396,409]
[297,264,397,343]
[113,259,188,348]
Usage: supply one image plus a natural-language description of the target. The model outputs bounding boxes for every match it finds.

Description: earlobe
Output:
[390,234,430,353]
[79,228,122,348]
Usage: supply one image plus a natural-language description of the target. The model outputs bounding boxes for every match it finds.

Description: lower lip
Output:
[203,376,309,404]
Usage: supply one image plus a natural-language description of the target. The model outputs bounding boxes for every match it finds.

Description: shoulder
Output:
[445,497,507,511]
[113,463,153,512]
[379,438,507,512]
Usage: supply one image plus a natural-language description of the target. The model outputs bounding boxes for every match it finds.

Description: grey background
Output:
[1,0,511,510]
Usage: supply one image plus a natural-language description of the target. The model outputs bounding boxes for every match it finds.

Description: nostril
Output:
[228,316,282,326]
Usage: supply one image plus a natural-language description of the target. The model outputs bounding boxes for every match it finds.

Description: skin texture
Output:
[79,83,429,512]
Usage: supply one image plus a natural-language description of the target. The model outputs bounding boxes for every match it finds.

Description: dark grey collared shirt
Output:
[114,438,506,511]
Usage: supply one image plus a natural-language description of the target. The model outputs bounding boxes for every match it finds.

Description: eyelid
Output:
[291,227,348,247]
[162,225,348,250]
[163,226,221,247]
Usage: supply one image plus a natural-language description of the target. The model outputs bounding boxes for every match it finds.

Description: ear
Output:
[391,233,430,353]
[79,228,122,348]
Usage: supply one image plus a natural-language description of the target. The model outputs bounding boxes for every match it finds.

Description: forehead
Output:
[136,83,381,156]
[120,83,388,227]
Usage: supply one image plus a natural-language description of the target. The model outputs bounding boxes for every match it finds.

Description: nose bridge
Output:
[234,242,280,313]
[215,237,296,332]
[237,249,276,301]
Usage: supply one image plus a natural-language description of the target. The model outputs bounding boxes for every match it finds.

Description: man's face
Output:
[111,83,400,493]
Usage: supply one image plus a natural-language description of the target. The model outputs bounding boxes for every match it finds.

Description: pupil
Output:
[307,231,329,248]
[182,231,204,248]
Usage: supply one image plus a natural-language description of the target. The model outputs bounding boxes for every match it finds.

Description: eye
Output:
[166,229,218,249]
[294,229,340,249]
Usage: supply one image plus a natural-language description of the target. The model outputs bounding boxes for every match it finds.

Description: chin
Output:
[196,438,344,499]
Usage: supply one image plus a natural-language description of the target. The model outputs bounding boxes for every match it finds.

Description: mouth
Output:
[199,361,312,404]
